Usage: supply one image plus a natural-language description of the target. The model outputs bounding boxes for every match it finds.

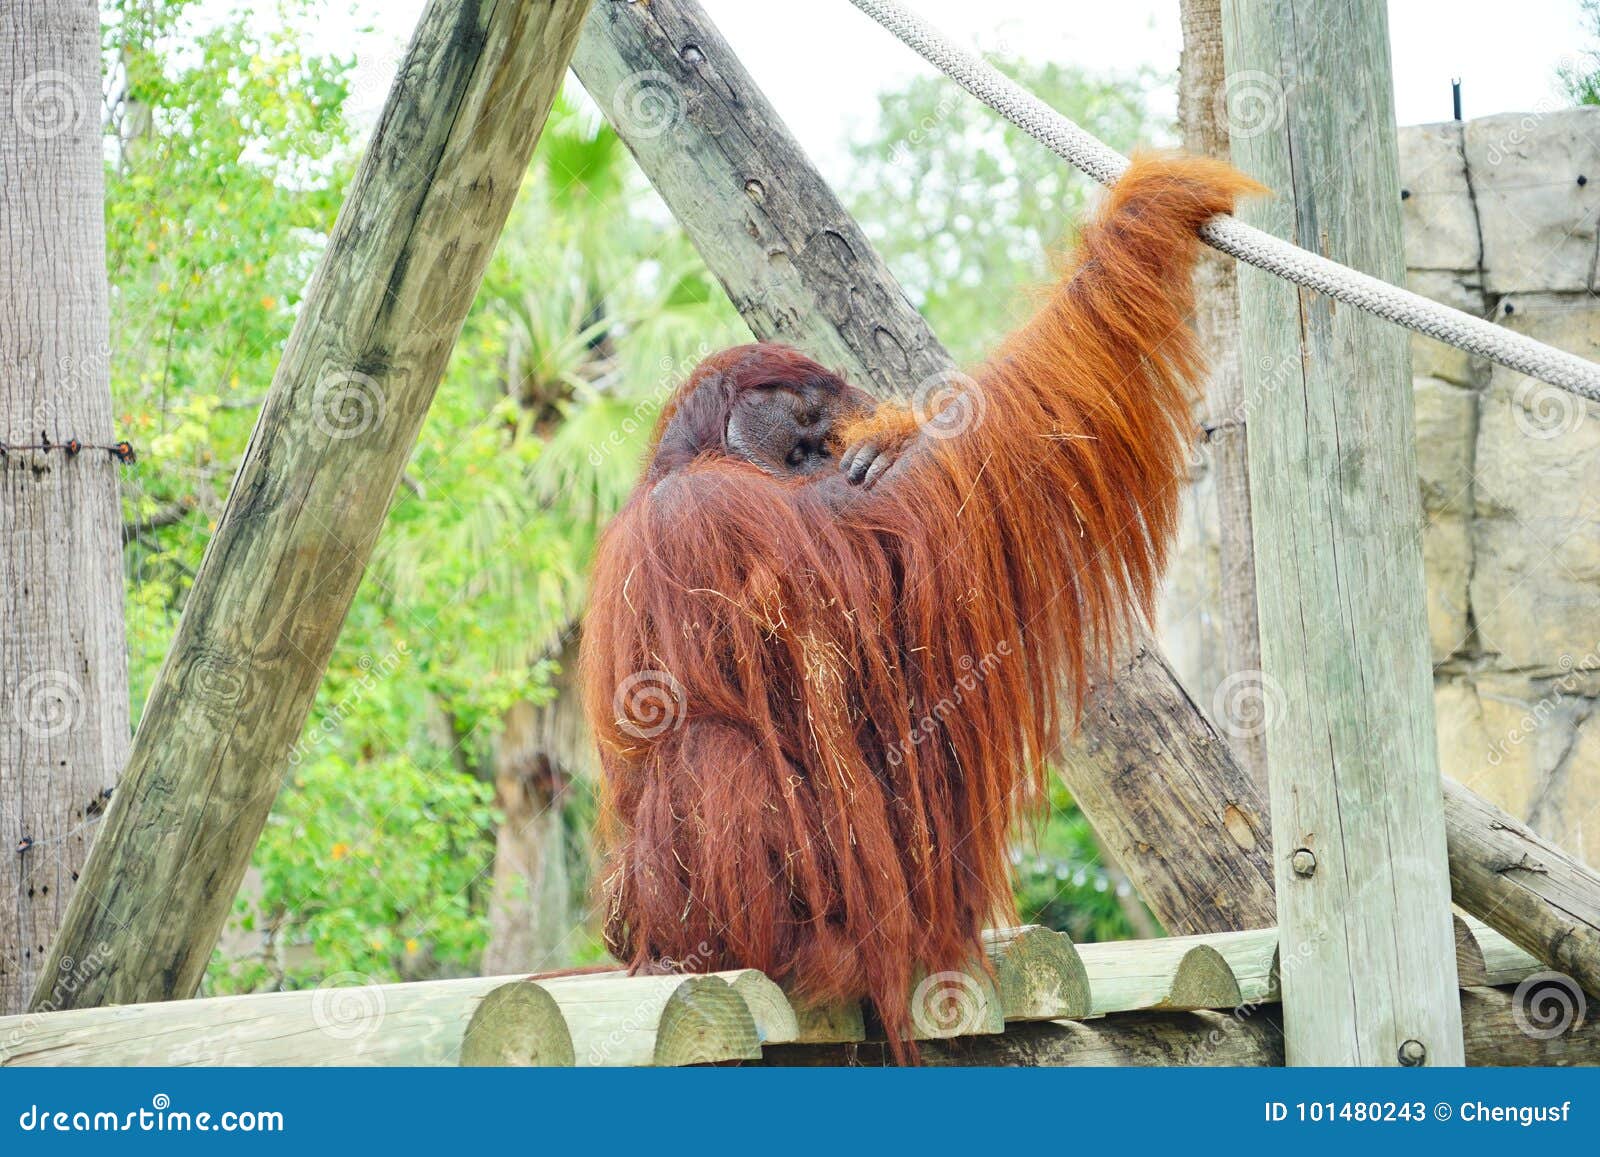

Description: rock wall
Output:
[1162,107,1600,865]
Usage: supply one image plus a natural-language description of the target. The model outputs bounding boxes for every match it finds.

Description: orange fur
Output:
[581,154,1261,1059]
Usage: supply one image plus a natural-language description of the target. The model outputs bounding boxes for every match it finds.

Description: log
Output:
[983,926,1092,1020]
[1203,928,1280,1004]
[789,998,867,1045]
[720,969,801,1045]
[1444,780,1600,997]
[0,976,572,1066]
[907,965,1005,1040]
[1078,937,1243,1015]
[572,0,1277,937]
[1223,0,1463,1065]
[32,0,596,1012]
[764,985,1600,1067]
[542,973,760,1066]
[459,981,578,1067]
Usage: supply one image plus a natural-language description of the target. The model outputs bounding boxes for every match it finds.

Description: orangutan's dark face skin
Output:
[724,380,863,479]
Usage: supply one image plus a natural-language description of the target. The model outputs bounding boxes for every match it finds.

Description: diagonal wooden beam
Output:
[32,0,596,1011]
[572,0,1277,935]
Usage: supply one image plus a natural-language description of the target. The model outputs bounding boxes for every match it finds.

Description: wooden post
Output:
[31,0,595,1011]
[573,0,1278,936]
[1221,0,1463,1064]
[0,0,131,1014]
[1178,0,1267,793]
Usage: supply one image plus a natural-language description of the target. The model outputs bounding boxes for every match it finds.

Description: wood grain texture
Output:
[0,0,131,1014]
[2,975,571,1066]
[573,0,1278,938]
[1079,936,1242,1015]
[1446,780,1600,997]
[983,925,1091,1021]
[31,0,595,1011]
[763,985,1599,1066]
[1178,0,1265,792]
[1222,0,1463,1064]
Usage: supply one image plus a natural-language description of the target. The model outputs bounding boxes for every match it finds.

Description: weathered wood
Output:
[1204,928,1280,1004]
[573,0,1278,937]
[0,0,131,1014]
[33,0,595,1012]
[789,997,867,1045]
[1445,780,1600,997]
[983,926,1091,1021]
[1,976,573,1066]
[1222,0,1463,1065]
[1178,0,1266,794]
[1068,639,1277,931]
[764,984,1599,1067]
[1453,914,1489,987]
[542,972,760,1066]
[1457,914,1542,987]
[907,964,1005,1040]
[459,980,576,1067]
[721,969,800,1045]
[1079,937,1243,1015]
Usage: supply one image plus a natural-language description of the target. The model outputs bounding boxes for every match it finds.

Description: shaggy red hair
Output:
[581,155,1260,1056]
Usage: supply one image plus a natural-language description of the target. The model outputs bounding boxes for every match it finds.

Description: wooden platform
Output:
[2,923,1589,1067]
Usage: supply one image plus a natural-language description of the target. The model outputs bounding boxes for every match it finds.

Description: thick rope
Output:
[848,0,1600,403]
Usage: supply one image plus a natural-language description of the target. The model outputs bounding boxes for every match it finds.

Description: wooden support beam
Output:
[1222,0,1463,1065]
[1445,781,1600,998]
[1,976,573,1066]
[572,0,1277,936]
[31,0,595,1012]
[763,985,1600,1067]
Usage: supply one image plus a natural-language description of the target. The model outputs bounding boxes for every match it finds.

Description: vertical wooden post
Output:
[1221,0,1464,1064]
[1178,0,1267,794]
[32,0,594,1011]
[0,0,131,1013]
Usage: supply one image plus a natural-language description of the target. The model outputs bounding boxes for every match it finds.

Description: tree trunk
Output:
[482,700,573,974]
[0,0,131,1014]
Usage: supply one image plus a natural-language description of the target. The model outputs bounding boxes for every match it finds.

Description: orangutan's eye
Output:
[787,445,806,467]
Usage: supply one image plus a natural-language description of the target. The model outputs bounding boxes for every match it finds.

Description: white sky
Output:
[334,0,1588,174]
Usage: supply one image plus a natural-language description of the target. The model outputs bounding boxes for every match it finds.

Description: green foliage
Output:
[1561,1,1600,106]
[844,59,1155,362]
[1012,780,1150,944]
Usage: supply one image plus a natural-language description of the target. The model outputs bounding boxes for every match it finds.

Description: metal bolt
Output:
[1398,1038,1427,1066]
[1290,848,1316,877]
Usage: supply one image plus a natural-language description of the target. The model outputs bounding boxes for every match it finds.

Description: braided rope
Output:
[848,0,1600,403]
